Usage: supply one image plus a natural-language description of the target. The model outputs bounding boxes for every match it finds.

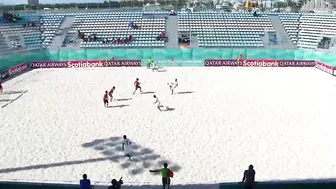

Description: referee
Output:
[150,163,171,189]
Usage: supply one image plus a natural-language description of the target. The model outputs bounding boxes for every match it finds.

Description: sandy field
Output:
[1,67,336,186]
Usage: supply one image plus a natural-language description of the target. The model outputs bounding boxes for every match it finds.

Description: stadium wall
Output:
[1,48,336,72]
[1,179,336,189]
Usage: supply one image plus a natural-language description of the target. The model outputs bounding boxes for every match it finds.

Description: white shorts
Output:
[124,147,132,155]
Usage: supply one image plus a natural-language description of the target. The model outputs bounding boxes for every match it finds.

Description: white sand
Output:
[1,67,336,186]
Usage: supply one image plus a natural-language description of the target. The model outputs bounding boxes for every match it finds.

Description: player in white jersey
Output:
[153,95,164,111]
[168,79,178,95]
[122,135,132,160]
[151,61,158,72]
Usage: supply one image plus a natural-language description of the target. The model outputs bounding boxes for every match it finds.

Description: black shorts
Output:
[162,177,170,185]
[135,86,141,90]
[104,99,108,104]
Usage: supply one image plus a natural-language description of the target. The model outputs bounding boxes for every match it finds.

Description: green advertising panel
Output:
[1,48,336,71]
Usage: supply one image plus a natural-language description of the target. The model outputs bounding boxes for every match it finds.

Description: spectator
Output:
[133,23,139,29]
[116,38,121,44]
[128,20,134,28]
[128,34,132,42]
[237,53,243,64]
[253,10,257,17]
[157,32,167,41]
[104,38,109,44]
[150,163,173,189]
[241,165,256,189]
[80,174,92,189]
[108,177,123,189]
[169,10,176,16]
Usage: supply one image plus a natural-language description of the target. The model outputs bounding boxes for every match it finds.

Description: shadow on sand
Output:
[108,104,130,108]
[163,107,175,112]
[157,67,167,72]
[81,136,181,175]
[0,136,181,175]
[141,91,155,94]
[116,98,132,102]
[177,91,194,94]
[0,99,11,102]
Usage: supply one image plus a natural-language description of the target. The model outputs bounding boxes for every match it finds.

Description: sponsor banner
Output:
[0,69,9,80]
[279,60,316,67]
[105,60,141,67]
[242,60,315,67]
[157,60,204,65]
[204,60,315,67]
[9,63,28,77]
[154,60,204,67]
[67,60,105,68]
[31,62,67,68]
[204,60,238,67]
[315,61,335,76]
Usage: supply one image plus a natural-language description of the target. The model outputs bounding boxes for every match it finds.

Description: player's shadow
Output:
[82,137,181,175]
[116,98,132,102]
[141,91,155,94]
[2,90,26,95]
[157,67,167,72]
[108,104,130,108]
[162,106,175,112]
[0,99,11,102]
[177,91,194,94]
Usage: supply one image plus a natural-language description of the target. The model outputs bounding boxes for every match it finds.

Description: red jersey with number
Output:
[134,80,140,87]
[103,94,108,100]
[109,88,114,96]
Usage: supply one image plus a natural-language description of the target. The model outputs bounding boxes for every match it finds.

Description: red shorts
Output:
[109,93,113,97]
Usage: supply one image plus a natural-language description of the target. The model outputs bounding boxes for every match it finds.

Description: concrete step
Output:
[165,16,179,48]
[268,15,296,49]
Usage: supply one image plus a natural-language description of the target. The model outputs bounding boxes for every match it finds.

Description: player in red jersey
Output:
[103,91,109,107]
[133,78,142,95]
[0,80,3,94]
[109,86,116,102]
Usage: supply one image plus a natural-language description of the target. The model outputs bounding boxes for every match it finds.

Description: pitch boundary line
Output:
[1,90,28,109]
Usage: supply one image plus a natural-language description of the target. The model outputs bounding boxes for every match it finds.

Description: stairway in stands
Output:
[165,16,179,48]
[48,16,75,49]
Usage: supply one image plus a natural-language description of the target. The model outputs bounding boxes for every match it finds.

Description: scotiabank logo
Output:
[67,61,105,68]
[9,63,27,76]
[241,60,279,67]
[316,61,335,75]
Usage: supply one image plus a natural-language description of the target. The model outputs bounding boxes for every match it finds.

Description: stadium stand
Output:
[279,13,336,50]
[278,13,300,45]
[297,14,336,49]
[0,13,64,53]
[2,11,336,51]
[68,12,166,48]
[178,12,274,48]
[40,14,65,47]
